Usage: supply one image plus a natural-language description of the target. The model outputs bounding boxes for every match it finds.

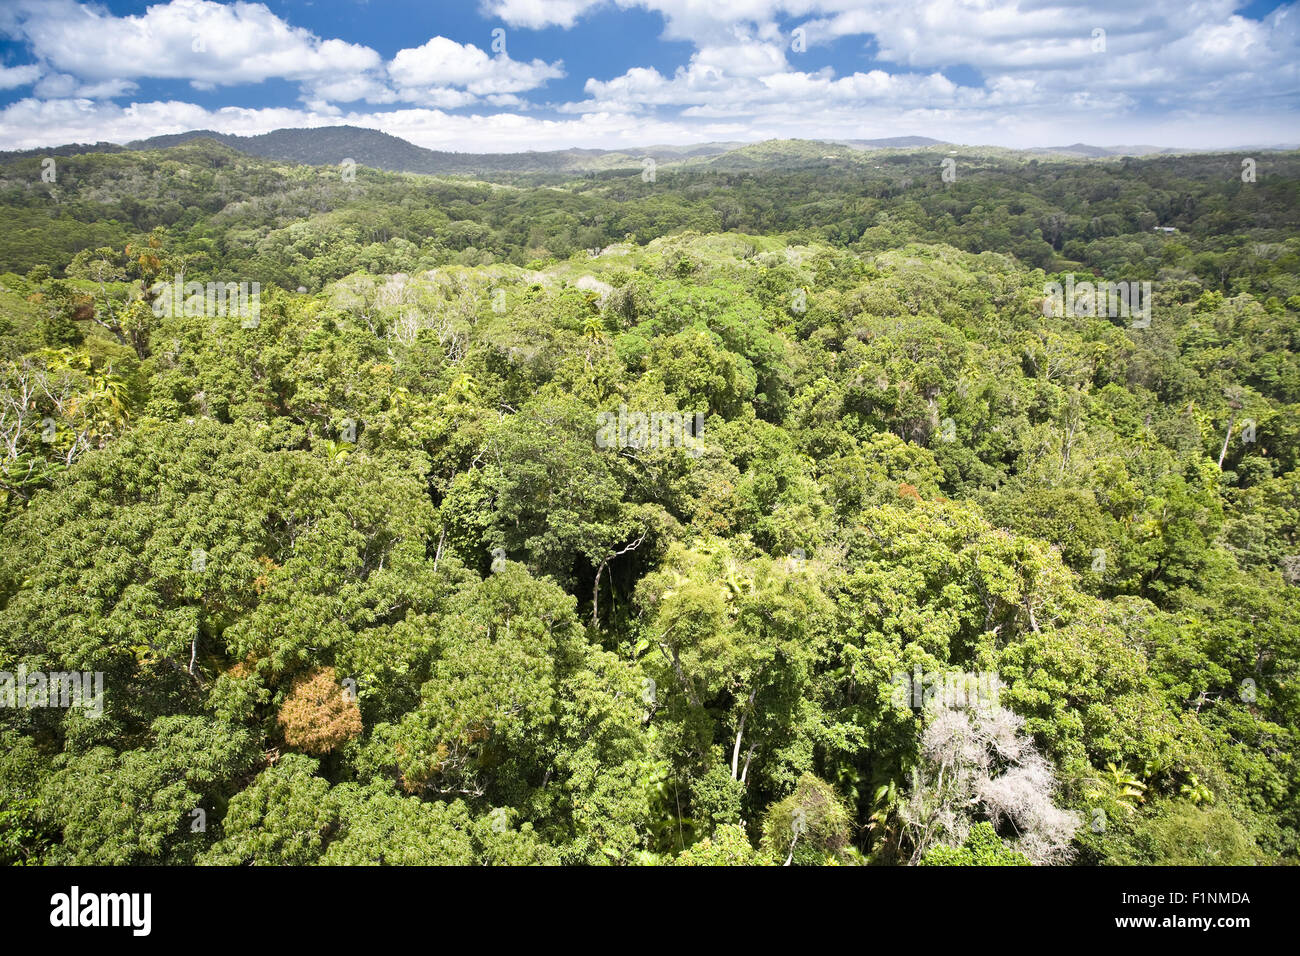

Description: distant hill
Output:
[3,125,1294,178]
[129,126,435,168]
[1024,142,1298,158]
[0,126,927,178]
[1026,143,1184,158]
[124,126,741,177]
[0,140,128,159]
[839,136,950,149]
[679,139,869,171]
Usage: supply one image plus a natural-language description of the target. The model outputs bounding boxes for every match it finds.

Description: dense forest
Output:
[1,139,1297,865]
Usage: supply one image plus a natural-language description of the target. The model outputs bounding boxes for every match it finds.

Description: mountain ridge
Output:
[2,125,1295,177]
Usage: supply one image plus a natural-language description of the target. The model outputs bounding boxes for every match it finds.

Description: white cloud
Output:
[0,0,567,110]
[2,0,381,87]
[388,35,564,100]
[483,0,792,41]
[479,0,607,29]
[33,73,138,100]
[0,63,41,90]
[553,0,1298,139]
[573,29,978,123]
[484,0,1299,103]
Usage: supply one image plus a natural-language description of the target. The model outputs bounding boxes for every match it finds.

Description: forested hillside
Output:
[0,126,744,180]
[1,141,1297,865]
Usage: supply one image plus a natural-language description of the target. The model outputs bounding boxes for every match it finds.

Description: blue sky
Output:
[0,0,1296,151]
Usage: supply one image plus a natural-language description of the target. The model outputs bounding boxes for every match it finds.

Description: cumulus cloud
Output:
[576,37,969,118]
[388,35,564,104]
[0,63,41,90]
[564,0,1297,140]
[479,0,606,30]
[483,0,788,41]
[1,0,381,86]
[33,73,139,100]
[0,0,564,109]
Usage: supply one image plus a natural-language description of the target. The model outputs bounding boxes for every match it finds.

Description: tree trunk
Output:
[1218,414,1236,469]
[731,687,758,779]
